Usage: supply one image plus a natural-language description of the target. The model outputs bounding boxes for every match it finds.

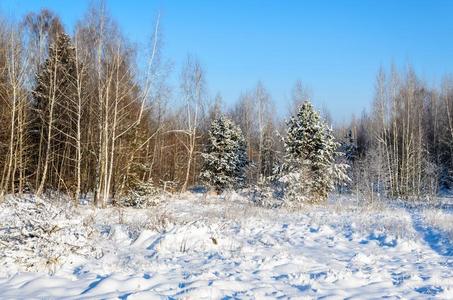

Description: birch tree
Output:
[0,24,30,198]
[178,56,206,192]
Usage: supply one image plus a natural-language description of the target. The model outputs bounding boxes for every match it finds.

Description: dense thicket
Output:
[341,67,453,199]
[0,5,452,204]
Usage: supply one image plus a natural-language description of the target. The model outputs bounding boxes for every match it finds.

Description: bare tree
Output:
[0,24,29,198]
[177,56,206,192]
[289,80,312,116]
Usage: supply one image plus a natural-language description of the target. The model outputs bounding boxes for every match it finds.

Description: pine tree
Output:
[200,115,248,192]
[281,101,341,202]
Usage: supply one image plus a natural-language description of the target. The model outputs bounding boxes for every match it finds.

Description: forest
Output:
[1,4,453,208]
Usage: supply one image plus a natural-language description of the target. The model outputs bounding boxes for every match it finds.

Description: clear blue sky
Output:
[2,0,453,123]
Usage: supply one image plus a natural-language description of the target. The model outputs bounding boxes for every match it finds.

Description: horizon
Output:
[2,0,453,123]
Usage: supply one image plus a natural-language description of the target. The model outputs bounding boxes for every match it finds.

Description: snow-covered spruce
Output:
[200,115,249,192]
[250,183,283,208]
[116,180,162,208]
[278,101,349,204]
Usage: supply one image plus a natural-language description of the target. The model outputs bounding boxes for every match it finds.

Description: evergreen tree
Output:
[281,101,341,202]
[31,32,78,192]
[341,130,358,163]
[200,115,248,192]
[336,130,357,192]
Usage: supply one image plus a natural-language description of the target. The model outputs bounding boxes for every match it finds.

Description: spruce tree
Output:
[33,32,77,121]
[341,130,358,163]
[200,115,248,192]
[282,101,340,202]
[32,32,78,191]
[336,130,357,191]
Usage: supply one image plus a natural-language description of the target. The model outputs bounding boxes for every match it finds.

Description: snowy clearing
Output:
[1,193,453,299]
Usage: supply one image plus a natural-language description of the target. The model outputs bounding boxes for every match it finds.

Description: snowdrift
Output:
[0,193,453,299]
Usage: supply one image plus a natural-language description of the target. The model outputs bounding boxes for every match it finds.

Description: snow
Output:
[1,193,453,299]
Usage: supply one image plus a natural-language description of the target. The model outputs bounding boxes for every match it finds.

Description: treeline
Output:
[0,5,452,205]
[342,67,453,199]
[0,5,283,206]
[0,7,168,206]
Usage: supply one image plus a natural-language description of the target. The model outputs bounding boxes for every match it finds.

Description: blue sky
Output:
[2,0,453,122]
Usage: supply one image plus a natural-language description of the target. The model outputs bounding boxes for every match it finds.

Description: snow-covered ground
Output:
[1,193,453,299]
